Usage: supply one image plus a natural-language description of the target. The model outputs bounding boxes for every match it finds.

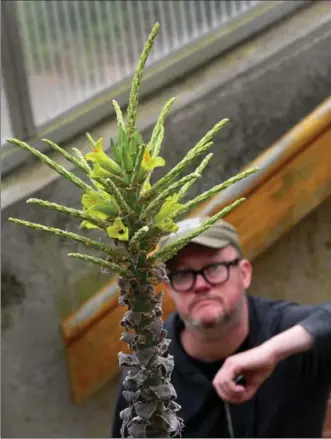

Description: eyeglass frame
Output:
[167,257,242,293]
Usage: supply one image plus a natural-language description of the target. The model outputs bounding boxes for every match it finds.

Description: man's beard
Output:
[180,295,245,337]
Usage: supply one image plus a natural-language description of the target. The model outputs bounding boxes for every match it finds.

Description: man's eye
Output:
[205,264,225,277]
[172,272,192,283]
[207,264,221,272]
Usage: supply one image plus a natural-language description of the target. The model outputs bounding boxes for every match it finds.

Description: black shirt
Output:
[177,317,226,437]
[111,295,331,438]
[176,315,250,437]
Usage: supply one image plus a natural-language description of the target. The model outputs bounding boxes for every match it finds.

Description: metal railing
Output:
[1,0,310,175]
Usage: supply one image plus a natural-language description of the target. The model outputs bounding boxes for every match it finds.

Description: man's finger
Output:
[242,382,259,400]
[222,389,248,404]
[214,381,246,402]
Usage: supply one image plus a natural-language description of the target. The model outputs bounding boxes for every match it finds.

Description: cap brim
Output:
[190,235,230,249]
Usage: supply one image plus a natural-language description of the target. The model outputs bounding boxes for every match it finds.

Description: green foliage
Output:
[7,20,258,274]
[7,22,259,438]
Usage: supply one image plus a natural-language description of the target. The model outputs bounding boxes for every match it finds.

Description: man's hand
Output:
[213,324,313,404]
[212,344,276,404]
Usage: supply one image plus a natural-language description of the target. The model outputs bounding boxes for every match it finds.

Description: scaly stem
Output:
[118,261,183,438]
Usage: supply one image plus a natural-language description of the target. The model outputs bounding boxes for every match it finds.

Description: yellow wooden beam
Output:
[62,97,331,404]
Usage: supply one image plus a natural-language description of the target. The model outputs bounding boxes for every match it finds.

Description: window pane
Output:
[15,0,261,127]
[1,77,12,144]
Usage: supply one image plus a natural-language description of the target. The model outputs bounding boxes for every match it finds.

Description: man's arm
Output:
[213,301,331,403]
[263,323,313,362]
[276,301,331,356]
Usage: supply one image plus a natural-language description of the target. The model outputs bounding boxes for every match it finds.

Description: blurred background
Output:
[1,0,269,147]
[1,1,331,437]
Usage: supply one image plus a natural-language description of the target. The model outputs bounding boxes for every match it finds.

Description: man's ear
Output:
[240,259,252,290]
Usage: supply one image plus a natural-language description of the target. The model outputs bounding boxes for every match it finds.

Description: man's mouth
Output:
[190,298,222,311]
[196,299,217,306]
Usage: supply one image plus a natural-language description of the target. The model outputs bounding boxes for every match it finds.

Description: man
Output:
[112,217,331,438]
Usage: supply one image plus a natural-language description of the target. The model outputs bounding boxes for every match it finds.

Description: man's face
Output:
[167,243,252,332]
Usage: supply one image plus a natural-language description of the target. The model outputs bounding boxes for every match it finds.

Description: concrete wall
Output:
[251,196,331,305]
[1,3,331,437]
[251,195,331,438]
[251,198,331,304]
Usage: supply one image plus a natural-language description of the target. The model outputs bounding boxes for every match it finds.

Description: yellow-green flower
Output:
[106,217,129,241]
[141,148,165,172]
[154,194,183,223]
[85,137,122,175]
[80,191,118,230]
[156,219,179,233]
[90,163,113,180]
[154,194,183,232]
[80,220,101,230]
[82,191,117,212]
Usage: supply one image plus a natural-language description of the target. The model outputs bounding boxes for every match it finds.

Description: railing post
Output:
[1,0,35,140]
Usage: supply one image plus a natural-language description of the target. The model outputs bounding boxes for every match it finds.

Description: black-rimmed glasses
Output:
[168,258,241,292]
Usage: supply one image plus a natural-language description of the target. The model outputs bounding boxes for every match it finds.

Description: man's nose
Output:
[194,273,211,292]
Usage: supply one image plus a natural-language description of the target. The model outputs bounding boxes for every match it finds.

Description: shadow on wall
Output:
[1,269,26,331]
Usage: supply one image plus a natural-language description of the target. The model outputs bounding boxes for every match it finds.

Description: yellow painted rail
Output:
[61,97,331,404]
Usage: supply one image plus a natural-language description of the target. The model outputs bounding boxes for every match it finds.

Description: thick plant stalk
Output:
[7,22,260,438]
[118,260,183,438]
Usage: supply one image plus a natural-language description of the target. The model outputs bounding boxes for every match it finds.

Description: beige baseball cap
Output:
[158,217,243,256]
